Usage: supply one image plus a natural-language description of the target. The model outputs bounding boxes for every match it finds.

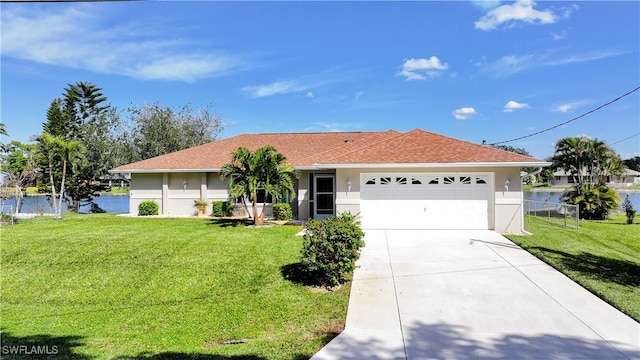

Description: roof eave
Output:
[109,165,332,174]
[109,168,223,174]
[315,161,552,169]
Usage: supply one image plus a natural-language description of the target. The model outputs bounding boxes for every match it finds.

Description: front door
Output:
[314,175,335,220]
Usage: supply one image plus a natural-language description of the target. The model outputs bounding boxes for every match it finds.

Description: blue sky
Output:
[1,1,638,160]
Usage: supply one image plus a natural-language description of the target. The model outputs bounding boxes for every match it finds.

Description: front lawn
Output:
[506,215,640,321]
[0,214,350,359]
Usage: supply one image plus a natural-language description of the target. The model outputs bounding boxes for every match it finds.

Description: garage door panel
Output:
[360,173,491,230]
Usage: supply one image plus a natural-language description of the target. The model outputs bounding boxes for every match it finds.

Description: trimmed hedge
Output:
[301,213,365,287]
[211,201,232,217]
[273,203,293,220]
[138,200,159,216]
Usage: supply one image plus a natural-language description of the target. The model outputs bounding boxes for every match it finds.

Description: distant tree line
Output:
[0,81,223,217]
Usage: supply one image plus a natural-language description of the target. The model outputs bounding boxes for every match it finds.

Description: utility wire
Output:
[610,132,640,146]
[488,86,640,146]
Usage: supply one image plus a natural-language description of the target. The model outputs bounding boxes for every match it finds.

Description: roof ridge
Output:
[238,131,374,136]
[320,130,406,164]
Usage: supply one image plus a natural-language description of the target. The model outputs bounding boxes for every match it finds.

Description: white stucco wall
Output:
[130,173,163,215]
[129,166,525,232]
[167,172,203,216]
[493,167,524,234]
[130,172,225,216]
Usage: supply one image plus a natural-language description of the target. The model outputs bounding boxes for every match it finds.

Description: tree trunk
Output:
[14,185,22,215]
[57,160,67,220]
[252,193,264,226]
[257,210,265,225]
[242,198,252,219]
[49,163,59,218]
[253,202,264,226]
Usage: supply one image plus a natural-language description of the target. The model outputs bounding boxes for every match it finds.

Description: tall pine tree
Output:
[39,82,113,212]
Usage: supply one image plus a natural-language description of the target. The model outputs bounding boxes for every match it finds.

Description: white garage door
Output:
[360,173,492,230]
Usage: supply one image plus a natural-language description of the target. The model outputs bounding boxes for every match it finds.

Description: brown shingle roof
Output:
[321,129,540,164]
[111,129,544,172]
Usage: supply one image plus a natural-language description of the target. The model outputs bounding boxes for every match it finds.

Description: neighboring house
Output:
[111,129,549,233]
[550,169,640,187]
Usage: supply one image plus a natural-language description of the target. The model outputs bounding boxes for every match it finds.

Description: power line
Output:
[488,86,640,146]
[610,132,640,146]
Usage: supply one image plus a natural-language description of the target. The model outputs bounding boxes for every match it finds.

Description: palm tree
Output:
[220,145,298,225]
[562,184,620,220]
[552,136,623,219]
[220,147,256,220]
[552,136,589,187]
[38,133,85,219]
[258,145,298,222]
[552,136,624,186]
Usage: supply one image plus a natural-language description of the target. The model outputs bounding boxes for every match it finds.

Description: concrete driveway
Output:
[312,230,640,360]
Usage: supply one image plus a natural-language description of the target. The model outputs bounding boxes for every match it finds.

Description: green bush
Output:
[562,184,620,220]
[273,203,293,220]
[138,200,159,216]
[211,201,232,217]
[622,196,636,224]
[301,213,365,287]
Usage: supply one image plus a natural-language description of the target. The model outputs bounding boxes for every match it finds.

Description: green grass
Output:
[104,187,130,195]
[506,215,640,321]
[0,214,350,359]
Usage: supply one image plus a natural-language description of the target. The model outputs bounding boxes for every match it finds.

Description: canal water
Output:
[2,195,130,214]
[3,191,640,214]
[524,190,640,211]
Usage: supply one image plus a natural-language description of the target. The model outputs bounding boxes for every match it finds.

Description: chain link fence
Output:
[0,204,16,225]
[524,199,579,230]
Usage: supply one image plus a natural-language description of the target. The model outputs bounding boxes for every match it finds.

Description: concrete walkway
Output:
[312,230,640,359]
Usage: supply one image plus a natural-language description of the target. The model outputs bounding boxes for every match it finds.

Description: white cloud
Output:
[241,80,308,98]
[475,0,558,31]
[544,50,625,66]
[0,5,247,82]
[476,49,624,77]
[471,0,502,10]
[452,107,477,120]
[555,104,573,113]
[242,69,345,98]
[397,56,449,81]
[242,76,336,98]
[475,54,534,76]
[551,30,568,40]
[503,100,530,112]
[553,101,587,113]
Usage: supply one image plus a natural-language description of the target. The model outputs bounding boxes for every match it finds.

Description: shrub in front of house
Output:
[138,200,159,216]
[301,213,365,287]
[273,203,293,220]
[211,201,232,217]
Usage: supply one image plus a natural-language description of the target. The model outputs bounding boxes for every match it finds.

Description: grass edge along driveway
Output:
[506,215,640,322]
[0,214,351,359]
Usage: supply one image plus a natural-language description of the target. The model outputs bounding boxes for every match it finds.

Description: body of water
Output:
[2,190,639,214]
[2,194,130,214]
[524,190,640,212]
